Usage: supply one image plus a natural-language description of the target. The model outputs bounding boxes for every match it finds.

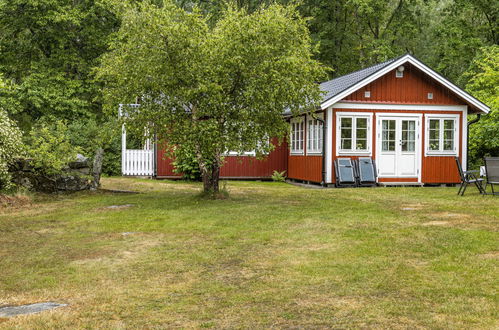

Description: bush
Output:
[172,147,202,181]
[26,120,81,175]
[271,170,286,182]
[0,109,24,191]
[67,118,121,176]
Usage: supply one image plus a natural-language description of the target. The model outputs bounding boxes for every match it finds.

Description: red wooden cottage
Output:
[121,54,490,185]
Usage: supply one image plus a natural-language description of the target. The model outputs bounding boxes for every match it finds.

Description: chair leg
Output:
[475,181,485,194]
[492,184,496,195]
[461,182,468,196]
[458,182,464,195]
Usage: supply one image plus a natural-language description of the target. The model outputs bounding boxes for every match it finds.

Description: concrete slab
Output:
[0,302,67,317]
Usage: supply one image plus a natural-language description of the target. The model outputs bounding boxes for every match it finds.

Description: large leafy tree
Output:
[99,1,326,193]
[0,0,119,129]
[463,46,499,167]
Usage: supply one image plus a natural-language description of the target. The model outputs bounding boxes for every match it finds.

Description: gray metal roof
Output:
[319,55,404,105]
[283,55,404,115]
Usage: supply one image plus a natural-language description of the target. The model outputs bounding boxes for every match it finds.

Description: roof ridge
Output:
[323,53,407,84]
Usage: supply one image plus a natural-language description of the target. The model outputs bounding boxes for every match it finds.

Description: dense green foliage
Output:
[99,1,327,192]
[464,46,499,167]
[26,120,82,175]
[0,109,24,191]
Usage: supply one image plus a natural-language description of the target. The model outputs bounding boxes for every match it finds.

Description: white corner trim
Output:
[326,107,333,183]
[332,102,467,112]
[462,107,468,171]
[320,55,490,114]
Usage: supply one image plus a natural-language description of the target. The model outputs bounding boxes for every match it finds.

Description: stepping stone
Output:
[106,204,134,209]
[0,302,67,317]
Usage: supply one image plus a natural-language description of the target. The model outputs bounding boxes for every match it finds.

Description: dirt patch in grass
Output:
[70,233,164,267]
[400,203,425,211]
[422,221,450,226]
[0,194,31,208]
[96,204,134,211]
[478,251,499,259]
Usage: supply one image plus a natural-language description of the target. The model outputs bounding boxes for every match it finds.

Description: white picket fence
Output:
[122,149,154,176]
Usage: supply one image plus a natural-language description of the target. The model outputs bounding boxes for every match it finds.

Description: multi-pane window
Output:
[290,118,304,153]
[401,120,416,152]
[307,115,323,153]
[427,117,457,154]
[339,116,370,152]
[381,119,396,151]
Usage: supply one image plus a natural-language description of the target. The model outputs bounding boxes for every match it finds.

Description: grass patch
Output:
[0,178,497,328]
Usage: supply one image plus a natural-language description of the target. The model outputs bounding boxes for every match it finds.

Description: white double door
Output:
[376,115,421,179]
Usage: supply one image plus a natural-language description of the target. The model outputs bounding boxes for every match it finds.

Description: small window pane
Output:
[341,128,352,139]
[341,117,352,128]
[429,140,440,150]
[430,119,439,130]
[444,140,453,150]
[357,118,367,129]
[444,120,454,130]
[357,139,367,150]
[357,128,367,139]
[342,139,352,150]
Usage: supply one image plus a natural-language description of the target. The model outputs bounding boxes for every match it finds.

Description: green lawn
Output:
[0,178,497,328]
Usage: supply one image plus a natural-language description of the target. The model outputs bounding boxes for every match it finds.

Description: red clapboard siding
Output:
[343,63,463,105]
[156,140,288,179]
[220,141,288,178]
[287,155,323,183]
[156,148,181,178]
[422,157,460,183]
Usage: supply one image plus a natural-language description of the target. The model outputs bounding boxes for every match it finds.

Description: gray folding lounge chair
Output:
[356,157,377,187]
[455,157,484,196]
[483,157,499,195]
[335,158,357,187]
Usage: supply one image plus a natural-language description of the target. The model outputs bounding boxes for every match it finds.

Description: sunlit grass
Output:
[0,178,497,328]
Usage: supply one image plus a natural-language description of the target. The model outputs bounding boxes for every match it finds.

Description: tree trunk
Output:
[91,148,104,190]
[201,161,220,193]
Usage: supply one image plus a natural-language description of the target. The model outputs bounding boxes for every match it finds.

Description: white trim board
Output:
[326,108,333,183]
[321,54,490,114]
[332,102,467,112]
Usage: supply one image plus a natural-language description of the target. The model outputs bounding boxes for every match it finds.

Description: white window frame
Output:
[336,112,373,155]
[425,114,459,156]
[226,139,271,157]
[290,117,305,154]
[306,113,324,154]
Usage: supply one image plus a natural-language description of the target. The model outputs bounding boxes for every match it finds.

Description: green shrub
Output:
[26,120,81,175]
[271,170,286,182]
[172,147,202,181]
[0,109,24,191]
[67,118,121,176]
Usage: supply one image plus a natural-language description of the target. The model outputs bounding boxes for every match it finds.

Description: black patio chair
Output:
[356,157,377,187]
[483,157,499,195]
[335,158,357,187]
[455,157,484,196]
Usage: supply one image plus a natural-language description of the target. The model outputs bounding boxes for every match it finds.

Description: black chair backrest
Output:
[484,157,499,183]
[455,157,465,181]
[358,157,376,183]
[336,158,355,183]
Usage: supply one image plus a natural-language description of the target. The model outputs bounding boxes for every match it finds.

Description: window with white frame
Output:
[307,114,323,153]
[290,118,304,153]
[337,114,371,153]
[426,116,458,154]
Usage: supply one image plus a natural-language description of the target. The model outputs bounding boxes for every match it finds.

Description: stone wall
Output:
[9,156,93,193]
